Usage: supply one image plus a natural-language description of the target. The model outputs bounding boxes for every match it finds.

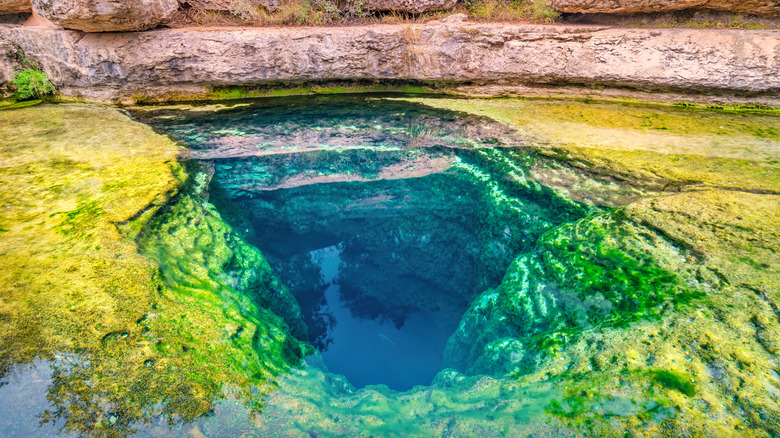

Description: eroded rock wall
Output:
[1,19,778,101]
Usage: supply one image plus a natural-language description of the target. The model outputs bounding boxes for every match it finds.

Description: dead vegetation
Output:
[167,0,560,27]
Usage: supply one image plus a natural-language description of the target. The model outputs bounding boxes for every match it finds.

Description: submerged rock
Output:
[0,104,309,436]
[30,0,178,31]
[2,97,778,437]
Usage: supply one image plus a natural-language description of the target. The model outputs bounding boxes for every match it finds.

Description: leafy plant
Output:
[12,48,55,101]
[13,69,55,100]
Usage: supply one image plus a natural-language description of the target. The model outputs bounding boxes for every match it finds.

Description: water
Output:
[1,96,778,437]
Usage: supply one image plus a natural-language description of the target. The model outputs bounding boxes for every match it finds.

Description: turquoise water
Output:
[1,95,778,437]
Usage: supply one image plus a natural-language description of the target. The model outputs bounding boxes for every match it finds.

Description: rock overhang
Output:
[1,21,779,103]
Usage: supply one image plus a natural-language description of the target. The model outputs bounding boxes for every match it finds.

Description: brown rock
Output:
[551,0,780,17]
[367,0,457,13]
[1,23,778,101]
[30,0,179,32]
[0,0,31,13]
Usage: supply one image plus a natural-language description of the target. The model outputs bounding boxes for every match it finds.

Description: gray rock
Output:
[0,0,31,14]
[367,0,457,13]
[30,0,179,32]
[0,23,778,101]
[552,0,780,17]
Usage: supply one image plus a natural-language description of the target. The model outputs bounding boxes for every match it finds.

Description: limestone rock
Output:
[30,0,179,32]
[0,0,31,14]
[189,0,455,13]
[1,23,779,101]
[367,0,457,13]
[551,0,780,17]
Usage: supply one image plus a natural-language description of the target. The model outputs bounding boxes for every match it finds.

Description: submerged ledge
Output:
[1,18,779,103]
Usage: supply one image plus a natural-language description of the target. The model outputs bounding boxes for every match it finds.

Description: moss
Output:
[0,99,43,110]
[402,86,427,94]
[652,369,696,397]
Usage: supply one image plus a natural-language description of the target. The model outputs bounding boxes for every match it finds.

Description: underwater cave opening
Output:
[136,95,582,391]
[226,171,505,391]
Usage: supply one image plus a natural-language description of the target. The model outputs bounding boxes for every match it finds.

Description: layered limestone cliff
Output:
[1,17,778,102]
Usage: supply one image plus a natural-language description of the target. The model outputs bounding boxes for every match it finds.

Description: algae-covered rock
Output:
[0,104,180,373]
[0,104,309,436]
[406,97,780,194]
[405,96,780,435]
[444,207,705,376]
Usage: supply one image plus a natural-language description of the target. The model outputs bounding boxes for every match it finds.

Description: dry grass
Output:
[165,0,560,28]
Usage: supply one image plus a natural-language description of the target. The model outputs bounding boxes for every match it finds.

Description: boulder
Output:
[367,0,457,13]
[0,0,31,13]
[30,0,179,32]
[551,0,780,16]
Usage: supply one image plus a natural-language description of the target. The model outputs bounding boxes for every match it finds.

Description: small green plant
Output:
[13,69,55,100]
[12,48,55,101]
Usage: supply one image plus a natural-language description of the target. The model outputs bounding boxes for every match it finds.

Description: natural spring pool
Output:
[0,95,778,437]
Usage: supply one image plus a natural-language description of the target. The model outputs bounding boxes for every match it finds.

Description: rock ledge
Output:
[1,22,778,101]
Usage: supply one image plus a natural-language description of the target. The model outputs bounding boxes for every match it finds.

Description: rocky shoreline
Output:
[1,17,779,103]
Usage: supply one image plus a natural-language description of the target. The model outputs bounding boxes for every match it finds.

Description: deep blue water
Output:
[312,245,450,390]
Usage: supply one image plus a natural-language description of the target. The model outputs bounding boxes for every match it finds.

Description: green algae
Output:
[652,369,696,397]
[0,99,43,110]
[444,207,705,377]
[200,83,440,102]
